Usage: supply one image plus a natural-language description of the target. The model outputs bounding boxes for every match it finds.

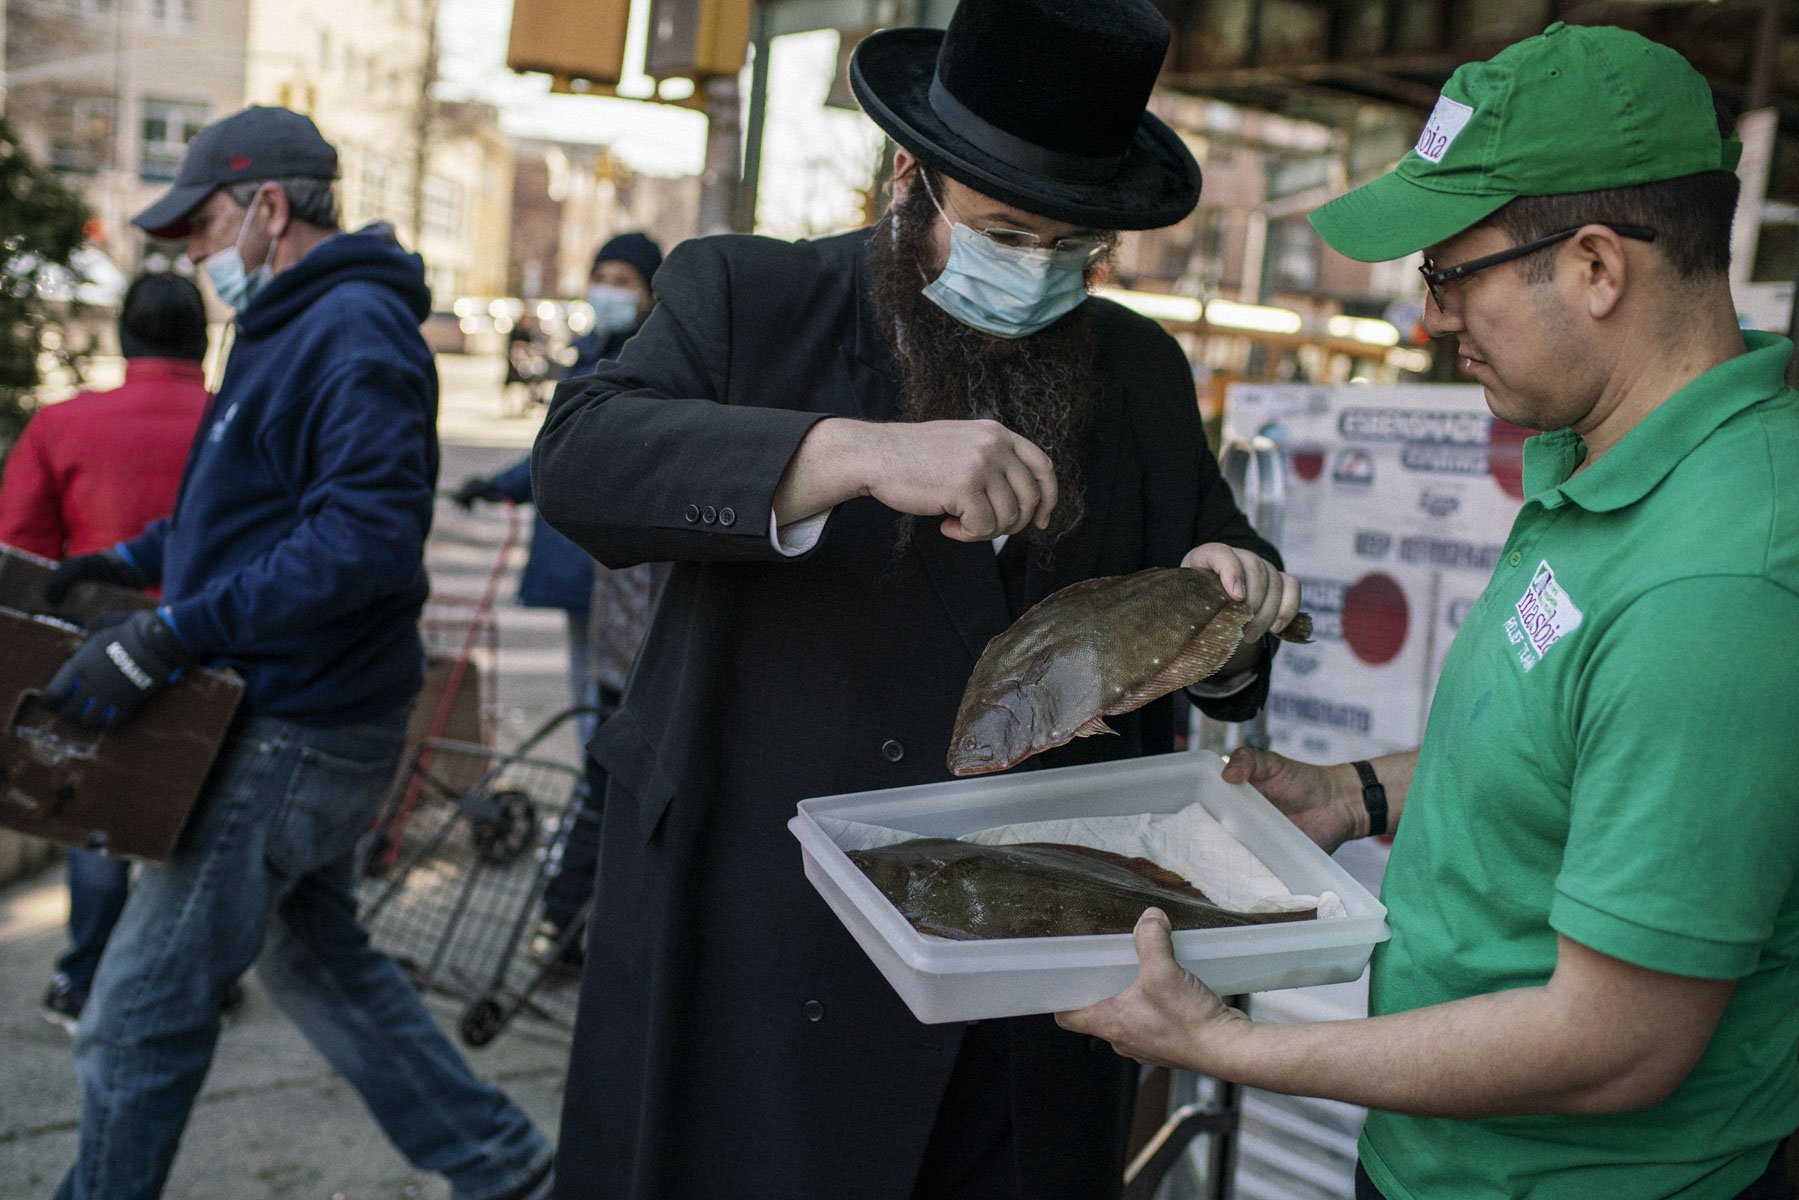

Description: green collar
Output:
[1523,330,1793,512]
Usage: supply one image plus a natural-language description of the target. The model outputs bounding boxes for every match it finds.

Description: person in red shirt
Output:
[0,270,209,1032]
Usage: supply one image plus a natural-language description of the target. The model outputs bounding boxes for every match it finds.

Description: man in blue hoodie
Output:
[39,106,554,1200]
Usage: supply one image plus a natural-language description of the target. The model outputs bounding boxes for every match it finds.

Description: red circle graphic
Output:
[1341,572,1410,666]
[1487,419,1532,501]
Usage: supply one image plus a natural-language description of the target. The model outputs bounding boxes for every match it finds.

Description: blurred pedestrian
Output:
[530,555,667,967]
[0,271,210,1035]
[452,231,664,745]
[503,310,551,416]
[1061,25,1796,1200]
[531,1,1295,1195]
[568,231,660,377]
[39,106,554,1200]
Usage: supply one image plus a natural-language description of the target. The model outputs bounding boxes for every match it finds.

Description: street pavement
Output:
[0,353,585,1199]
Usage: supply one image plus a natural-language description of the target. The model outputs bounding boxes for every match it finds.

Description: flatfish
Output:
[948,567,1313,775]
[847,838,1315,940]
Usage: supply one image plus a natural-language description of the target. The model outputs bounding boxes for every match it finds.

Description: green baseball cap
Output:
[1310,23,1742,263]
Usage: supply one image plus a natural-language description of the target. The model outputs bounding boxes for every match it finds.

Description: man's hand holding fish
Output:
[1054,908,1246,1070]
[1179,542,1302,678]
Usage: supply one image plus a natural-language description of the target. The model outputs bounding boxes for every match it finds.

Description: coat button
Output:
[803,999,825,1022]
[1508,550,1522,567]
[683,504,700,523]
[718,506,736,527]
[701,505,717,524]
[881,739,905,762]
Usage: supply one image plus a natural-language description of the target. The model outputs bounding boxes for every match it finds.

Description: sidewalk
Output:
[0,354,584,1199]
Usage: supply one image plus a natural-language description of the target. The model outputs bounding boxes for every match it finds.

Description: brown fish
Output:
[948,567,1312,776]
[847,837,1315,940]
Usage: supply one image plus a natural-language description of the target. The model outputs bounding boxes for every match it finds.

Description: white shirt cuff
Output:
[771,509,829,557]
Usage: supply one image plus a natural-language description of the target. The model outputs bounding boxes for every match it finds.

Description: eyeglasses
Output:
[919,171,1113,268]
[1419,223,1657,312]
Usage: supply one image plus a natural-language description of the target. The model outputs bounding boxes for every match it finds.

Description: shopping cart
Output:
[366,498,520,876]
[359,705,598,1046]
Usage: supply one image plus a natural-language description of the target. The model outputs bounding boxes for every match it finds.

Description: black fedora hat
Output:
[850,0,1201,231]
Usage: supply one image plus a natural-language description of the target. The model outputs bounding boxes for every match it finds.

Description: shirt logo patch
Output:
[1414,96,1474,164]
[1503,560,1584,672]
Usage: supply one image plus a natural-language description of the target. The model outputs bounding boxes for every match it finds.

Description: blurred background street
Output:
[0,353,582,1200]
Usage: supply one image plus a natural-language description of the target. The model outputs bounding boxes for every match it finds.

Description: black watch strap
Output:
[1351,759,1388,838]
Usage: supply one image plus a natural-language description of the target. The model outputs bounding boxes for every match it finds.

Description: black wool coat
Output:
[532,228,1278,1200]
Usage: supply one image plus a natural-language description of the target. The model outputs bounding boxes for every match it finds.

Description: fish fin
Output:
[1273,612,1314,644]
[1109,606,1251,713]
[1046,844,1212,900]
[1020,646,1057,686]
[1072,715,1116,739]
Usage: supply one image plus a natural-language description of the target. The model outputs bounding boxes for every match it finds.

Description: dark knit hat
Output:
[592,232,664,287]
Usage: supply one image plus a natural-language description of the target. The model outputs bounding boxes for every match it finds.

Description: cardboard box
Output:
[791,753,1389,1024]
[0,546,243,863]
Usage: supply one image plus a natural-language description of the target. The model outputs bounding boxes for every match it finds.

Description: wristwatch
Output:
[1351,759,1388,838]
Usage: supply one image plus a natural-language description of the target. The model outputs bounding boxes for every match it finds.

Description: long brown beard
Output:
[867,175,1101,559]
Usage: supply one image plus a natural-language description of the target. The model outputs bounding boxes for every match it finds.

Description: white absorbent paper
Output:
[816,801,1345,920]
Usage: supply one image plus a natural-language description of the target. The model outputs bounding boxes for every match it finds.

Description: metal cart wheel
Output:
[470,788,536,866]
[459,996,505,1047]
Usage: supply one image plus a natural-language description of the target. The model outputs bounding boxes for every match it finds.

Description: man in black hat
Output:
[532,2,1297,1196]
[40,106,554,1200]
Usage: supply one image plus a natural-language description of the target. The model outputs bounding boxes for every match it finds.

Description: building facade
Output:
[3,0,511,309]
[508,136,699,301]
[4,0,251,259]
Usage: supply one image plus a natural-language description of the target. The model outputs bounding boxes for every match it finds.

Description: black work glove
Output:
[44,548,150,605]
[43,609,194,731]
[452,476,507,509]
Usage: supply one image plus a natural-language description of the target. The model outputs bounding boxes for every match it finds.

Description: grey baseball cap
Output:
[132,106,340,239]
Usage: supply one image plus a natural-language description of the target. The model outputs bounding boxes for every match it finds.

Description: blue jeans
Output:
[53,848,131,1004]
[54,710,553,1200]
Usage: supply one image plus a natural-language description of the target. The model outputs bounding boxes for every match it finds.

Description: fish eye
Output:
[961,735,977,751]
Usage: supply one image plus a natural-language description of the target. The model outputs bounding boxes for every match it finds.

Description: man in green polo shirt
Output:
[1058,23,1797,1200]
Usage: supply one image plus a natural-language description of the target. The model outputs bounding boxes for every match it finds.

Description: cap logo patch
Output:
[229,154,253,171]
[1414,96,1474,164]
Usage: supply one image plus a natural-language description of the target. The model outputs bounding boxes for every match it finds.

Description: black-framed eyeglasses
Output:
[919,171,1113,268]
[1419,223,1657,311]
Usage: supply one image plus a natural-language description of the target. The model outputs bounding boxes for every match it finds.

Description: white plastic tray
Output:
[791,751,1389,1024]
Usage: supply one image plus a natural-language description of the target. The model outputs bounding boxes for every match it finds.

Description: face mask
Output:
[202,201,275,311]
[586,284,641,335]
[915,181,1090,339]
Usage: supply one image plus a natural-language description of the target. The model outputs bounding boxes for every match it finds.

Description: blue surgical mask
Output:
[915,180,1091,338]
[202,204,275,311]
[585,284,641,335]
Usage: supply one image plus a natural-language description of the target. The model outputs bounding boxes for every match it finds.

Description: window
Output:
[50,96,118,174]
[360,153,391,216]
[140,99,209,182]
[1268,216,1321,293]
[422,176,463,239]
[146,0,197,31]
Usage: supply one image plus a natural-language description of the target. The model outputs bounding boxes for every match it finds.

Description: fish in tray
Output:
[847,838,1316,940]
[948,567,1313,776]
